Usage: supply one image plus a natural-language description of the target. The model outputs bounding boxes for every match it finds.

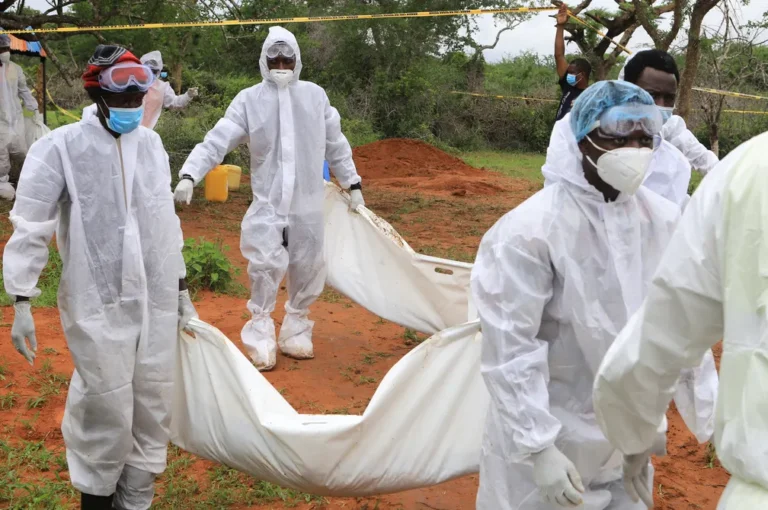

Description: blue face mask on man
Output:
[160,71,168,79]
[99,99,144,134]
[566,73,579,86]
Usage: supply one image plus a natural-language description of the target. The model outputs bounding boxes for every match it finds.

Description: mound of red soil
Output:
[352,138,512,197]
[353,138,483,180]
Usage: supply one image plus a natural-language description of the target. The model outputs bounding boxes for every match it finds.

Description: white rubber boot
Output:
[241,315,278,371]
[113,465,156,510]
[278,312,314,360]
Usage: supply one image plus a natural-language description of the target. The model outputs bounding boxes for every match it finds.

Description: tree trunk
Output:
[677,0,721,120]
[709,123,719,157]
[172,62,183,94]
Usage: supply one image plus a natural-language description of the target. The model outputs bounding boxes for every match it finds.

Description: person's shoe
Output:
[80,492,114,510]
[241,316,278,371]
[278,312,315,360]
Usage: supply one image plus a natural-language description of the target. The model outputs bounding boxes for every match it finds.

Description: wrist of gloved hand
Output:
[623,434,666,507]
[11,301,37,365]
[178,289,198,330]
[174,177,195,205]
[349,188,365,212]
[532,445,585,507]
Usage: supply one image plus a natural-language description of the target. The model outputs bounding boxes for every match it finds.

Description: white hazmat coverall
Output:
[179,26,361,369]
[661,114,719,174]
[594,131,768,509]
[139,51,195,130]
[472,123,718,509]
[2,114,185,507]
[543,113,692,209]
[0,57,38,197]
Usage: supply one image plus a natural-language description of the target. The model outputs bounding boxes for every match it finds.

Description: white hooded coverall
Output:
[661,114,719,174]
[3,115,185,507]
[543,113,692,209]
[594,131,768,509]
[472,122,718,509]
[139,51,195,130]
[0,58,38,184]
[179,27,361,367]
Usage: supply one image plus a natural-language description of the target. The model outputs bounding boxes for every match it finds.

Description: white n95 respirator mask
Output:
[585,136,653,195]
[270,69,294,88]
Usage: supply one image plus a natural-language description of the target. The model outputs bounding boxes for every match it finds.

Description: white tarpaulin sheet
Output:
[323,183,474,334]
[170,319,488,496]
[170,183,489,496]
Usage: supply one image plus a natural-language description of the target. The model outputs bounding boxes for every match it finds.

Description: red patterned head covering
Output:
[82,45,141,90]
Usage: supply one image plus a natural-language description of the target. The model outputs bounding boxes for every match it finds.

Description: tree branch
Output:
[0,0,17,12]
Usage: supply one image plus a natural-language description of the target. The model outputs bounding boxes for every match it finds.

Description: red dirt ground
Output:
[353,139,512,197]
[0,138,728,509]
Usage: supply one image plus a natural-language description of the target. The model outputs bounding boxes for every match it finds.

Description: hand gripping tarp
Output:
[170,319,487,496]
[323,183,474,334]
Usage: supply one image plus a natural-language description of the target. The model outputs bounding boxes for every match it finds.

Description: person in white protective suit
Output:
[594,130,768,510]
[2,45,197,510]
[0,30,40,201]
[174,26,364,371]
[139,50,199,130]
[471,80,718,510]
[619,49,719,175]
[543,109,691,209]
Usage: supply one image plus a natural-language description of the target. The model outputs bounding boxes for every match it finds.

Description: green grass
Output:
[461,151,546,183]
[0,245,62,308]
[0,440,76,508]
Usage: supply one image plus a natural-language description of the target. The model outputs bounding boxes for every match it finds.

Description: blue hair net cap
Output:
[569,80,655,141]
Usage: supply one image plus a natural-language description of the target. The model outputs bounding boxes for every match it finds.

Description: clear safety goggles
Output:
[98,63,156,93]
[143,59,162,73]
[589,103,664,139]
[266,42,295,59]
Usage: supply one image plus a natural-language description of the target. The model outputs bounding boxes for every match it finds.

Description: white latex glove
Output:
[187,87,199,98]
[623,435,666,508]
[11,301,37,365]
[349,188,365,212]
[532,445,585,507]
[174,178,194,205]
[0,182,15,201]
[178,290,198,330]
[34,112,44,124]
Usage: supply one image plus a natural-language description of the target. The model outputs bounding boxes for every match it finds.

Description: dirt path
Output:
[0,139,728,509]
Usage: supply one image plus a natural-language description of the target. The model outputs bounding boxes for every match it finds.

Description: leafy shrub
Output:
[182,238,235,294]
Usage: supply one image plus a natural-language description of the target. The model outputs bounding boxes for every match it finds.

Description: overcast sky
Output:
[21,0,768,62]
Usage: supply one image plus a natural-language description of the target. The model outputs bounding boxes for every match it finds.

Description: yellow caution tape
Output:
[567,13,767,101]
[46,89,81,121]
[451,91,768,114]
[450,91,558,102]
[0,7,557,35]
[721,109,768,115]
[692,87,768,101]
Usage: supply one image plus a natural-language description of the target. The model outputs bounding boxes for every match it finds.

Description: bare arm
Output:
[555,5,569,78]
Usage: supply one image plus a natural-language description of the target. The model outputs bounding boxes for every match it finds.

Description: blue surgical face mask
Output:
[100,100,144,134]
[658,105,674,123]
[160,71,168,79]
[566,73,578,86]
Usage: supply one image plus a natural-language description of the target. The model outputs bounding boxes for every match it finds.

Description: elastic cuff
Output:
[181,174,195,185]
[350,182,362,191]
